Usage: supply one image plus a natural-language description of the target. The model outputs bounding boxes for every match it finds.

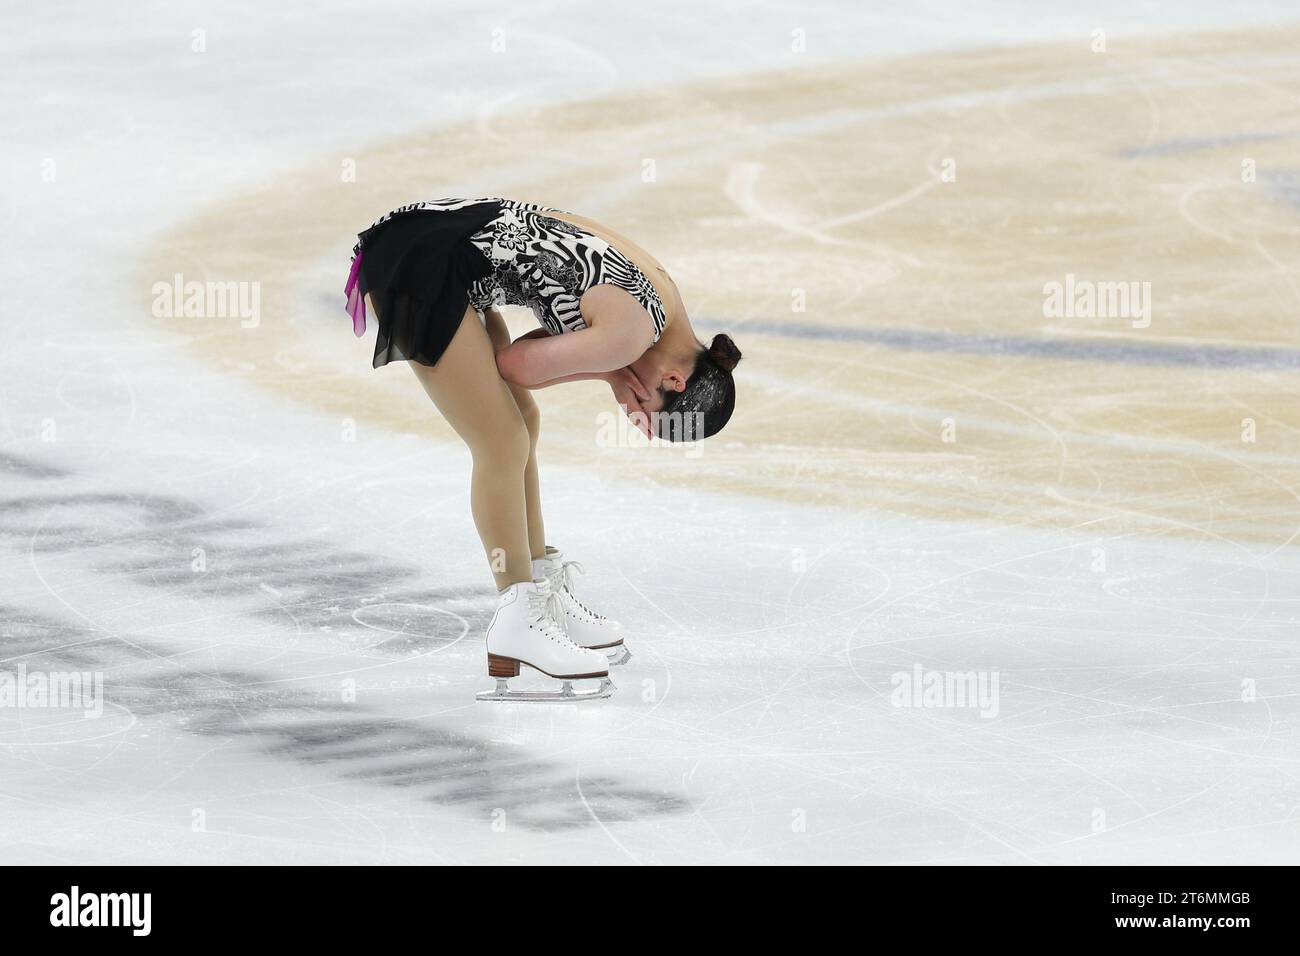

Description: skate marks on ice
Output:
[0,454,687,832]
[140,25,1300,546]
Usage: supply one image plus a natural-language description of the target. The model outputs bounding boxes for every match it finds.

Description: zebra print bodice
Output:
[362,197,667,342]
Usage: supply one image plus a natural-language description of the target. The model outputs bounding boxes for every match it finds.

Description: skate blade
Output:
[476,675,615,703]
[604,644,632,666]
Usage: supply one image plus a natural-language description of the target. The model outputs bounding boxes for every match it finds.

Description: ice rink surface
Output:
[3,1,1300,863]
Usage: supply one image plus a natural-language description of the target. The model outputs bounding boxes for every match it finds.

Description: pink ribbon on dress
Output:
[344,251,366,337]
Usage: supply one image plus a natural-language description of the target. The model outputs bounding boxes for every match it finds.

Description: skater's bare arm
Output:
[525,369,614,388]
[495,328,638,387]
[487,313,623,389]
[495,288,653,388]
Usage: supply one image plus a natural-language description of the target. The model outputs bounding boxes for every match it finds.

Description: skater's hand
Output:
[608,366,650,403]
[607,367,653,438]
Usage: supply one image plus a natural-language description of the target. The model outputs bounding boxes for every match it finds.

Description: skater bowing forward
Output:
[343,198,741,701]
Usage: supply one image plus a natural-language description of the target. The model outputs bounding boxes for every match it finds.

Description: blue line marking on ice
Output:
[694,319,1300,370]
[695,159,1300,374]
[1263,169,1300,210]
[1119,131,1296,159]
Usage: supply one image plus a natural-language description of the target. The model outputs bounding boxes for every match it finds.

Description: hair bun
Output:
[707,333,742,372]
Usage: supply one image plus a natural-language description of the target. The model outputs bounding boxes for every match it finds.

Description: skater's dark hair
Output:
[655,333,742,442]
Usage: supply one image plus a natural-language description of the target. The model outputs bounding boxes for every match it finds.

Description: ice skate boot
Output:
[476,579,614,702]
[532,546,630,665]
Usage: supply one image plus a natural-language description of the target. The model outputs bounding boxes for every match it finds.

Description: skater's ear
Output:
[661,368,689,393]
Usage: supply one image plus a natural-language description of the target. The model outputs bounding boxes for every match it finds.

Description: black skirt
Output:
[354,201,501,368]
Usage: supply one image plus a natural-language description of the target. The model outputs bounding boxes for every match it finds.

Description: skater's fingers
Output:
[632,404,654,438]
[625,369,650,403]
[619,398,653,438]
[610,367,650,404]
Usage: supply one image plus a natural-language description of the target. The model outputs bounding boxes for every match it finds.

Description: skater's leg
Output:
[483,307,546,560]
[476,312,626,660]
[517,395,545,561]
[407,304,533,591]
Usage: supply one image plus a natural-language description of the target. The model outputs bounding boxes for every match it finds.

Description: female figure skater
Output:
[343,198,741,701]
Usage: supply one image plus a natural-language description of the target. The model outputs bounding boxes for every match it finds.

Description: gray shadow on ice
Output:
[0,458,689,832]
[0,489,485,649]
[1,604,686,832]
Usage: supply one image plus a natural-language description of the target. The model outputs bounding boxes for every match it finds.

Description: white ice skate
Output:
[476,578,614,702]
[532,546,631,666]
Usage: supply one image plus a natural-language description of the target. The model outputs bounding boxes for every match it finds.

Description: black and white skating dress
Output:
[344,198,667,368]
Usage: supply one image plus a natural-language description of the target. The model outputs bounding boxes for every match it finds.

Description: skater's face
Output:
[612,352,691,438]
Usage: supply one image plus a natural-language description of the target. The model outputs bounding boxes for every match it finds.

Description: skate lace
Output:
[527,582,572,643]
[556,560,604,620]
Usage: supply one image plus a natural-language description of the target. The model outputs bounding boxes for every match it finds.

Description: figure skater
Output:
[343,198,741,700]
